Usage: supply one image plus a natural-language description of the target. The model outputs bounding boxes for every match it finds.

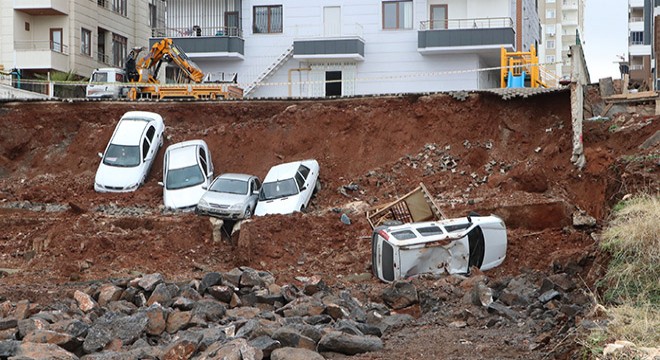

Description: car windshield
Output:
[210,178,248,194]
[166,165,204,190]
[259,178,299,201]
[103,144,140,167]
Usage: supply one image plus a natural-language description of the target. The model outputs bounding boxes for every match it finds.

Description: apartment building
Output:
[627,0,655,89]
[0,0,164,84]
[538,0,585,85]
[152,0,541,98]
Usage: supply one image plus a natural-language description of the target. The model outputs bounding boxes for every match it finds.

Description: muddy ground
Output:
[0,89,658,359]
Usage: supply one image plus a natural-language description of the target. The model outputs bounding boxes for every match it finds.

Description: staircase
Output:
[243,44,293,97]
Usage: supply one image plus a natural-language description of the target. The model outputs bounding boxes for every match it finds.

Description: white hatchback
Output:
[94,111,164,192]
[162,140,214,210]
[255,159,320,216]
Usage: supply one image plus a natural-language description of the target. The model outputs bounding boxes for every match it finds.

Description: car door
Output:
[140,136,152,182]
[144,125,157,170]
[248,177,261,210]
[297,165,313,206]
[198,145,213,185]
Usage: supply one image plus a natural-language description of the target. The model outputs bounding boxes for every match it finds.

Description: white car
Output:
[371,215,507,282]
[196,173,261,219]
[162,140,214,210]
[94,111,164,192]
[255,159,320,216]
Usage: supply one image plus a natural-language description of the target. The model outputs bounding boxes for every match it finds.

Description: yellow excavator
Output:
[87,38,242,100]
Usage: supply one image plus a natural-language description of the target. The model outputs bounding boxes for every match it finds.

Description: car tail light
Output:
[378,230,390,241]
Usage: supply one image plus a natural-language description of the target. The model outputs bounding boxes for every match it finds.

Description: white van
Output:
[371,215,507,282]
[86,68,127,99]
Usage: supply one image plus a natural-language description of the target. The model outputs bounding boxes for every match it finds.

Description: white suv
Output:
[255,159,320,216]
[94,111,164,192]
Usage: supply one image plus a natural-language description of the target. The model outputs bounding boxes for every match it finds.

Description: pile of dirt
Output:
[0,92,658,358]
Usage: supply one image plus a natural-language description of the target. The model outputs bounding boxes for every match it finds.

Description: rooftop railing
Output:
[151,26,243,38]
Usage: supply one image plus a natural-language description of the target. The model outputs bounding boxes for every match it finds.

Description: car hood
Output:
[164,185,207,209]
[255,196,300,216]
[95,162,143,188]
[201,192,248,207]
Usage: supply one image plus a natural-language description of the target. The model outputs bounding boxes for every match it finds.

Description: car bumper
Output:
[94,183,139,193]
[196,206,245,220]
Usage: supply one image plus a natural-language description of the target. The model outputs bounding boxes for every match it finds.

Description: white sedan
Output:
[196,173,261,219]
[94,111,164,192]
[255,159,320,216]
[162,140,214,210]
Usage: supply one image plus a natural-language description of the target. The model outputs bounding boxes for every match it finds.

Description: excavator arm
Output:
[129,38,205,84]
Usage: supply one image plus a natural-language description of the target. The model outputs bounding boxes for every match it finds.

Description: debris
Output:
[534,147,542,153]
[340,213,351,225]
[572,210,596,227]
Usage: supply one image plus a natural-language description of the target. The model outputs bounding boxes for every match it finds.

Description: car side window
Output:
[142,138,150,160]
[145,126,156,143]
[198,148,208,177]
[254,178,261,191]
[294,172,305,190]
[298,165,310,179]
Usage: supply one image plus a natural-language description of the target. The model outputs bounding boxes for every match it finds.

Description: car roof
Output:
[263,161,304,182]
[166,140,207,169]
[217,173,253,181]
[111,119,149,146]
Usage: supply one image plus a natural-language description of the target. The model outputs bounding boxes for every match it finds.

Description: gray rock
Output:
[81,346,164,360]
[208,285,234,303]
[13,341,79,359]
[334,319,364,336]
[199,272,224,294]
[286,324,323,343]
[236,318,262,339]
[538,290,561,304]
[304,314,332,325]
[141,304,168,336]
[278,297,325,318]
[355,322,383,337]
[179,328,227,351]
[572,210,596,227]
[223,268,243,288]
[179,285,203,302]
[197,338,258,360]
[301,276,329,296]
[279,285,300,303]
[83,311,148,353]
[471,283,494,307]
[249,336,281,358]
[16,318,48,337]
[255,291,284,306]
[193,299,226,322]
[639,130,660,149]
[487,302,520,321]
[172,296,195,311]
[74,291,98,313]
[137,273,165,292]
[162,338,199,360]
[0,340,20,357]
[270,347,324,360]
[271,327,316,350]
[547,274,577,292]
[367,313,414,335]
[97,284,123,306]
[119,287,139,304]
[106,300,138,315]
[382,281,419,310]
[50,319,89,338]
[166,311,192,334]
[240,268,264,288]
[317,331,384,355]
[23,329,81,352]
[147,283,179,307]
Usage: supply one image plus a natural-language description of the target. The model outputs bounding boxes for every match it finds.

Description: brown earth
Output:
[0,90,658,358]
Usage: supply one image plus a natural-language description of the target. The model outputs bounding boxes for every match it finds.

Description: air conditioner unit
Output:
[548,32,555,37]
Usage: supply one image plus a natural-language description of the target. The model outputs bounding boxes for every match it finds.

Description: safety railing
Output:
[95,0,127,16]
[419,17,513,31]
[151,26,243,38]
[14,40,69,54]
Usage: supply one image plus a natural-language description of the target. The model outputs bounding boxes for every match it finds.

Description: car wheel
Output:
[300,205,307,213]
[313,179,321,195]
[244,207,252,219]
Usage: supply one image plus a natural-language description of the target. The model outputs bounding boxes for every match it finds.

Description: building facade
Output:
[0,0,164,82]
[626,0,656,89]
[152,0,542,98]
[538,0,585,85]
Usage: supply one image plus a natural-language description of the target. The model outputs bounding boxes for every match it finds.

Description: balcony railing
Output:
[630,64,644,70]
[419,17,513,31]
[151,26,243,38]
[629,16,643,22]
[15,40,69,54]
[96,0,127,17]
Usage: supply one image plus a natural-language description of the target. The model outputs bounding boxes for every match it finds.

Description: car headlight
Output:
[229,203,243,210]
[124,183,138,190]
[198,199,209,207]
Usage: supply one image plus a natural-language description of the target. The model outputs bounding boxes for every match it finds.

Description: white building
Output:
[627,0,653,89]
[153,0,541,98]
[538,0,585,85]
[0,0,163,86]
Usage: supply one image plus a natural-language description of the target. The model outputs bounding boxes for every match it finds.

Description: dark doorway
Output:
[325,71,342,97]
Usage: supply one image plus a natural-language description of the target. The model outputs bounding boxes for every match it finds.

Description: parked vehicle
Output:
[86,68,128,99]
[196,173,261,219]
[255,159,320,216]
[94,111,164,192]
[161,140,214,210]
[371,214,507,283]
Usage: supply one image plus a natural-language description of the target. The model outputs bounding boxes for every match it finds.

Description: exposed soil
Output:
[0,90,658,358]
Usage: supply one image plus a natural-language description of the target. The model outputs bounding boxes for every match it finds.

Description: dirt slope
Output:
[0,92,658,358]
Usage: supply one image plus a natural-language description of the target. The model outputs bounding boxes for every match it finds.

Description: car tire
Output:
[300,205,307,213]
[244,208,252,219]
[313,179,321,195]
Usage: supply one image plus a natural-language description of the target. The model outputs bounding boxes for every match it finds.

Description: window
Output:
[50,28,63,52]
[298,165,310,179]
[113,0,127,16]
[253,5,282,34]
[294,172,305,190]
[546,10,555,19]
[383,1,413,30]
[546,24,556,35]
[546,55,556,63]
[112,33,127,67]
[81,28,91,56]
[430,4,447,29]
[326,71,342,96]
[98,28,107,63]
[630,31,644,45]
[25,22,30,31]
[547,0,555,3]
[142,139,150,160]
[546,40,555,49]
[149,2,157,28]
[145,126,155,142]
[225,11,239,36]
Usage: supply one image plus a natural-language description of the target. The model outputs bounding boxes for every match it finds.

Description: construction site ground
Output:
[0,89,659,359]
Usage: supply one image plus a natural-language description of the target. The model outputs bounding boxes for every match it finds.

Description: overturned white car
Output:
[371,214,507,282]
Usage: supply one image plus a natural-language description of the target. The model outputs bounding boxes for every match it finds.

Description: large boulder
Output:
[317,331,383,355]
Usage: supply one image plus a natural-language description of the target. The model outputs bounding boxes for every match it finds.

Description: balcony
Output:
[150,26,244,60]
[14,41,69,72]
[13,0,68,15]
[561,0,579,10]
[418,17,515,60]
[292,24,365,61]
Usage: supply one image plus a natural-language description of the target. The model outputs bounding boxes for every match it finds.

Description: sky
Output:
[582,0,628,80]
